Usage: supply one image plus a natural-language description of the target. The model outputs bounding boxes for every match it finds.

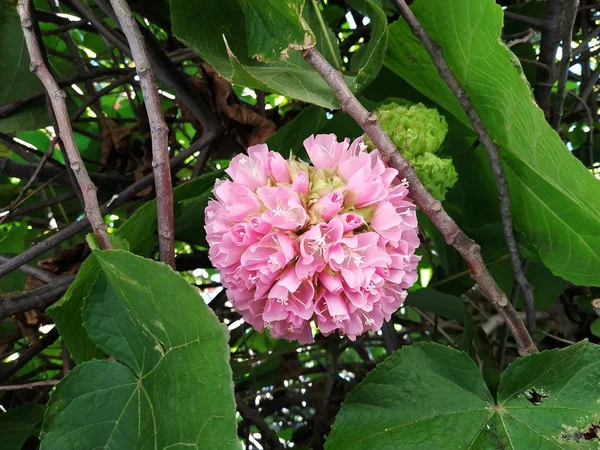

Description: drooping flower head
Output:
[205,135,420,344]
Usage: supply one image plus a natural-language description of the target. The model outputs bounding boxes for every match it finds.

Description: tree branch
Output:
[390,0,537,339]
[108,0,175,268]
[553,0,580,130]
[235,393,283,449]
[0,132,219,279]
[0,276,75,320]
[0,255,57,284]
[0,157,130,187]
[535,0,565,114]
[303,47,536,356]
[17,0,112,250]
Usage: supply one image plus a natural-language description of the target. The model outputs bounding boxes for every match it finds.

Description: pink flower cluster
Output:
[205,134,420,343]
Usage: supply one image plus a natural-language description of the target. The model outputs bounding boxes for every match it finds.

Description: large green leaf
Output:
[171,0,387,109]
[0,1,47,133]
[385,0,600,286]
[326,341,600,449]
[0,404,44,450]
[41,251,238,449]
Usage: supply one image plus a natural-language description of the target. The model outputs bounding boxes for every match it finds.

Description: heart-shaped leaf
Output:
[326,341,600,449]
[41,251,238,449]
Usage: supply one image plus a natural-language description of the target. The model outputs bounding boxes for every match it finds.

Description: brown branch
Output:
[503,11,547,29]
[553,0,580,130]
[108,0,175,268]
[0,68,129,119]
[0,276,75,320]
[0,132,219,279]
[0,379,60,390]
[390,0,537,340]
[17,0,112,250]
[303,47,536,356]
[0,157,130,187]
[0,327,59,381]
[235,393,283,449]
[0,255,57,284]
[535,0,565,114]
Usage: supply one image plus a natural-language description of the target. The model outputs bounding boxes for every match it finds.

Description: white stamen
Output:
[268,253,279,268]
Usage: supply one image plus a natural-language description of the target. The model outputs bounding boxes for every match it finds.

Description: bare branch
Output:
[17,0,112,250]
[0,276,75,320]
[390,0,537,339]
[553,0,580,130]
[0,255,57,284]
[0,132,218,279]
[0,379,60,390]
[108,0,175,268]
[235,393,283,449]
[535,0,565,114]
[303,47,536,356]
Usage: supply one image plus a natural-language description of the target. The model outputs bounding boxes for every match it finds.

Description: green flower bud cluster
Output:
[365,102,458,200]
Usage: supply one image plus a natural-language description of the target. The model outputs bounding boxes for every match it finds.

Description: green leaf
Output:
[244,0,312,62]
[326,341,600,449]
[48,256,104,363]
[0,1,47,133]
[489,259,567,311]
[0,221,27,254]
[591,319,600,338]
[385,0,600,286]
[405,288,465,323]
[41,251,238,449]
[266,105,329,158]
[115,170,222,256]
[171,0,387,109]
[0,404,44,450]
[325,343,493,449]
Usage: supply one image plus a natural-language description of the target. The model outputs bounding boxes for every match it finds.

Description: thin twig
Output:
[566,91,595,167]
[0,328,59,381]
[108,0,175,268]
[0,157,130,187]
[0,379,60,390]
[503,11,547,29]
[235,393,283,449]
[0,132,218,279]
[498,260,529,367]
[310,0,341,69]
[0,68,129,118]
[390,0,538,339]
[303,47,536,355]
[17,0,112,250]
[553,0,580,130]
[0,276,75,319]
[0,255,57,284]
[507,29,536,48]
[572,25,600,57]
[411,306,455,344]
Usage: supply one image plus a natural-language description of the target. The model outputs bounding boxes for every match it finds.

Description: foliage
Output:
[43,251,238,449]
[0,0,599,448]
[327,341,600,449]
